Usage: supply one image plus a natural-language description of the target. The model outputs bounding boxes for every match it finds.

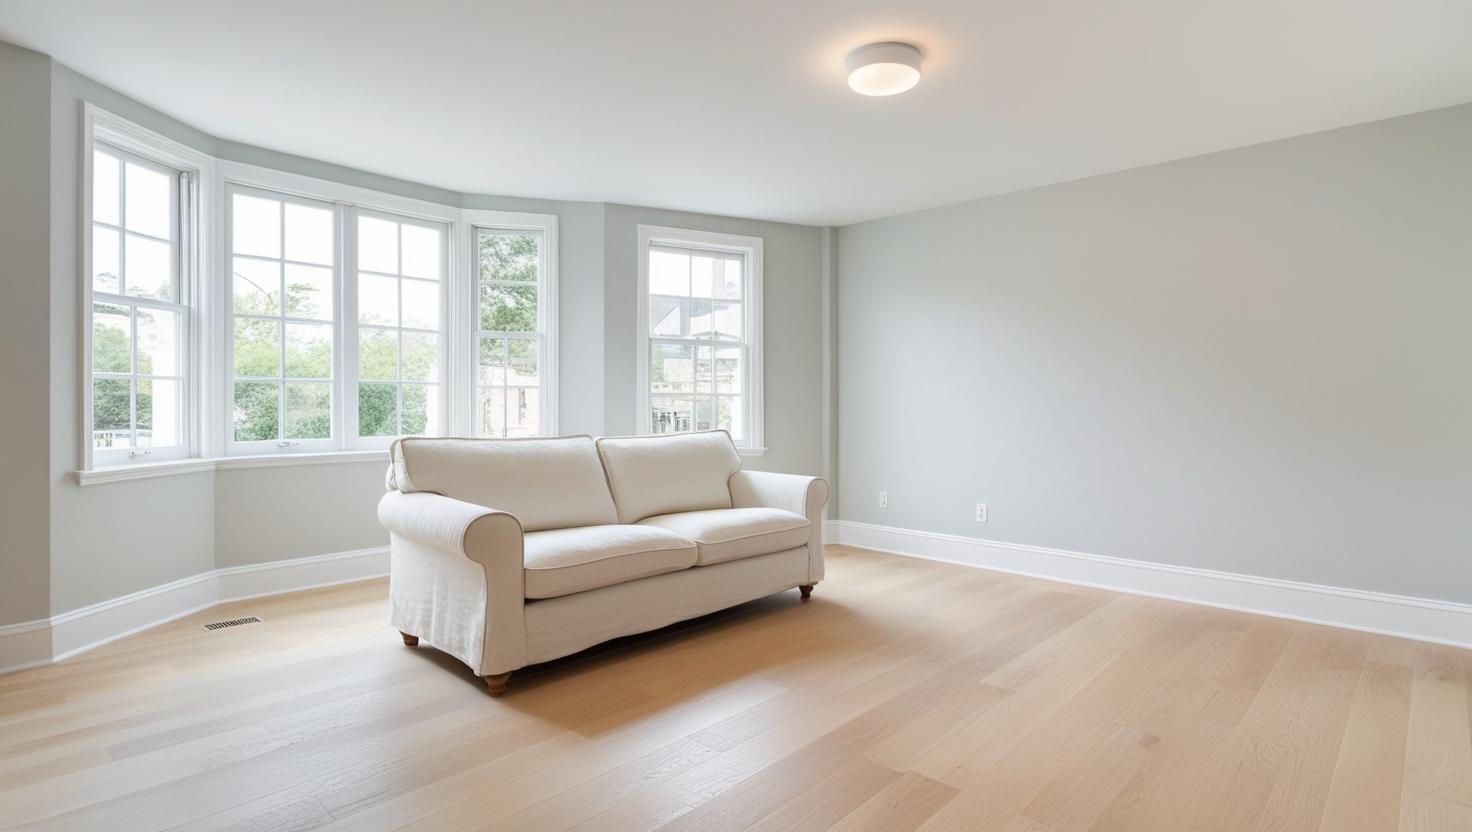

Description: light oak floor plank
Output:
[0,545,1465,832]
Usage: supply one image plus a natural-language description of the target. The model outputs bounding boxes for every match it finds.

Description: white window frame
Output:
[462,210,560,438]
[77,107,563,480]
[635,225,764,453]
[81,105,213,470]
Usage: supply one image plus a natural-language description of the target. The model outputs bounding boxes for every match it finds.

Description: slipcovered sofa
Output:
[378,430,828,695]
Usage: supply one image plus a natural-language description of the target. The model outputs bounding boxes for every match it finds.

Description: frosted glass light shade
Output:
[846,42,922,96]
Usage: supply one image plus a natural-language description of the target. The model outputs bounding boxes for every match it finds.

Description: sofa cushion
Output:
[389,436,618,532]
[596,431,742,524]
[638,507,810,566]
[522,525,697,599]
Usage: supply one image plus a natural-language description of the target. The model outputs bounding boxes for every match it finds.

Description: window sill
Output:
[736,446,767,457]
[75,450,389,486]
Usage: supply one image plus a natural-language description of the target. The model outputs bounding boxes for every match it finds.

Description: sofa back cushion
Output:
[596,430,742,523]
[389,436,618,531]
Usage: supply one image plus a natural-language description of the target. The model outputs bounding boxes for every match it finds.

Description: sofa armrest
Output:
[378,490,527,674]
[728,470,829,583]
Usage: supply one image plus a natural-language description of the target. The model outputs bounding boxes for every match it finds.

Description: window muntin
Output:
[89,145,188,462]
[640,237,758,445]
[355,212,445,440]
[227,187,336,449]
[476,229,546,437]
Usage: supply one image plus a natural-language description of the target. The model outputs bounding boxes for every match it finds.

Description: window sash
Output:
[89,141,191,466]
[473,226,554,438]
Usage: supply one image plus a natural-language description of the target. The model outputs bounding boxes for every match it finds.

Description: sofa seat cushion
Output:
[522,525,697,599]
[638,507,810,566]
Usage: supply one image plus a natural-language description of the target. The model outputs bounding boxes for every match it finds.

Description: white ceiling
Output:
[3,1,1470,226]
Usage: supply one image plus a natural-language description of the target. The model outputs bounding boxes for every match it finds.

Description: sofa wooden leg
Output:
[400,632,419,647]
[799,583,815,600]
[484,672,512,697]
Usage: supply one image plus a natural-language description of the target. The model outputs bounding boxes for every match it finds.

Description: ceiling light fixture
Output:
[845,42,923,96]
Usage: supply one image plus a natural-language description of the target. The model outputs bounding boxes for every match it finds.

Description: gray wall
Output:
[11,45,826,617]
[837,104,1472,604]
[0,43,54,625]
[603,204,826,476]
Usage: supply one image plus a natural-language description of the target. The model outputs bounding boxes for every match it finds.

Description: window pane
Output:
[137,378,180,448]
[715,346,742,393]
[136,307,178,376]
[694,396,714,432]
[713,300,743,340]
[401,331,438,382]
[479,232,537,282]
[689,299,713,337]
[232,194,281,258]
[358,382,398,437]
[478,337,506,385]
[695,345,713,393]
[359,327,397,381]
[285,264,332,320]
[650,396,692,435]
[284,382,331,439]
[721,258,743,299]
[92,303,131,373]
[690,255,718,298]
[93,378,132,447]
[401,224,441,279]
[480,284,537,331]
[233,257,281,315]
[507,339,537,385]
[284,323,332,379]
[650,343,693,393]
[401,278,439,329]
[476,387,505,436]
[717,395,742,435]
[358,215,398,274]
[284,203,333,265]
[124,162,171,239]
[124,233,173,301]
[358,273,398,325]
[233,317,281,377]
[233,381,279,441]
[506,388,539,437]
[650,295,686,337]
[649,249,689,296]
[93,225,121,293]
[93,151,120,225]
[402,383,437,435]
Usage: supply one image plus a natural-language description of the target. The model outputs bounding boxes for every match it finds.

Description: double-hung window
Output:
[474,219,557,437]
[227,186,336,451]
[88,145,191,465]
[636,226,763,451]
[354,212,446,442]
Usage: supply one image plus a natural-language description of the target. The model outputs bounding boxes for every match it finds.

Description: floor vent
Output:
[203,616,262,631]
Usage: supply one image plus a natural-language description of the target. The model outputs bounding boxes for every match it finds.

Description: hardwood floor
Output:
[1,545,1469,831]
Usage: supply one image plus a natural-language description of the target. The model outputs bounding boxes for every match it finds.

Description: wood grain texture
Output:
[0,545,1466,832]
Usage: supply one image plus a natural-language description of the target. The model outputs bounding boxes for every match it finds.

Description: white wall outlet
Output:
[975,503,988,522]
[879,491,888,509]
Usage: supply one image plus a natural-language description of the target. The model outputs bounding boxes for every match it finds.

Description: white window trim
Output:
[77,106,563,479]
[635,224,764,454]
[81,104,215,471]
[462,209,560,438]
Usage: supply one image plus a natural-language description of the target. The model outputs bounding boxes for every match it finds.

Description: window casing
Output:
[636,226,763,450]
[80,106,559,475]
[86,143,194,467]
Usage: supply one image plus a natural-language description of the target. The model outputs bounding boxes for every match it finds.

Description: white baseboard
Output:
[1,547,389,674]
[828,520,1472,649]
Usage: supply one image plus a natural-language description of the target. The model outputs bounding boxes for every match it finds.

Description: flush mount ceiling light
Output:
[845,42,923,96]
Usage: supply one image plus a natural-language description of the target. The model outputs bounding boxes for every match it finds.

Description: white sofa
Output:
[378,430,828,695]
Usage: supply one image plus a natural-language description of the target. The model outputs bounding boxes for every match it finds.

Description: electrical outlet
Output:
[975,503,988,522]
[879,491,888,509]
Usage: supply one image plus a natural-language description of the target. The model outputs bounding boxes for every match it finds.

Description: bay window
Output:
[80,106,559,479]
[636,226,763,452]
